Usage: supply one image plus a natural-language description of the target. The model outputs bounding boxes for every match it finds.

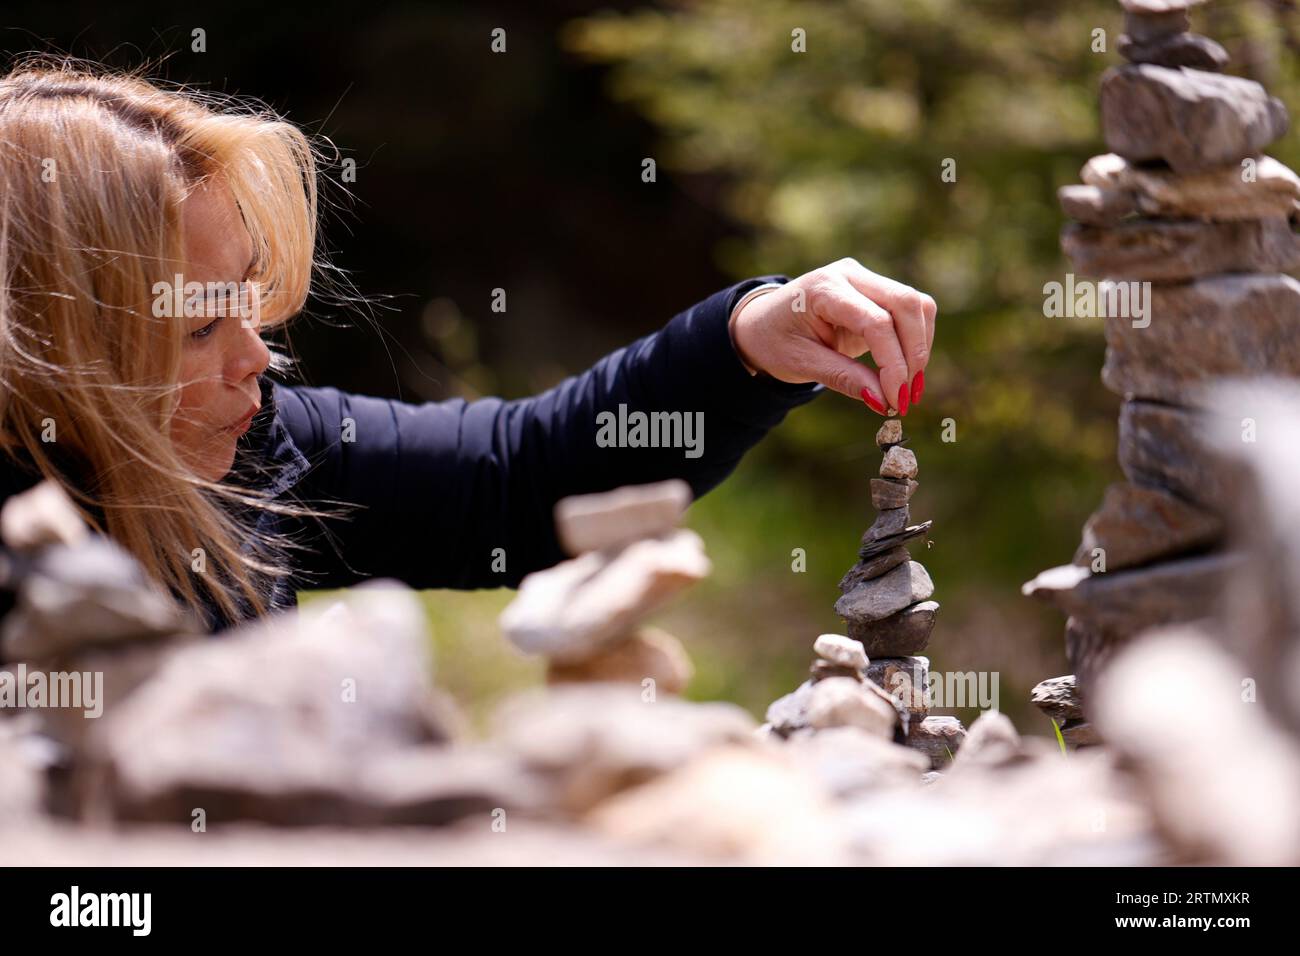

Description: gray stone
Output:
[1122,8,1189,43]
[905,715,966,769]
[1118,400,1240,511]
[857,520,933,562]
[1073,482,1223,572]
[951,709,1023,770]
[838,546,912,593]
[765,680,815,737]
[1057,183,1137,226]
[1062,216,1300,282]
[1060,719,1102,748]
[1030,675,1085,725]
[1101,64,1289,173]
[494,684,757,814]
[784,726,928,798]
[1022,550,1243,636]
[870,478,918,510]
[867,656,929,718]
[813,633,868,671]
[0,537,190,663]
[499,529,710,663]
[1065,616,1116,705]
[553,479,691,556]
[861,505,910,543]
[1082,153,1300,222]
[807,677,898,738]
[835,561,934,625]
[1118,31,1229,71]
[847,600,939,657]
[93,585,463,825]
[875,419,904,449]
[1103,275,1300,407]
[880,445,918,479]
[810,660,862,683]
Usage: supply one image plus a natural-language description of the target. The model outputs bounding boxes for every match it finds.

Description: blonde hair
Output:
[0,57,337,629]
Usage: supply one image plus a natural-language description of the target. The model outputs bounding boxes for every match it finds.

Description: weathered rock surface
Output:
[905,715,966,769]
[585,744,848,864]
[1062,216,1300,282]
[92,585,462,824]
[1118,31,1228,71]
[867,656,929,718]
[838,545,912,592]
[1081,153,1300,222]
[1118,400,1240,511]
[1057,183,1138,226]
[1100,64,1289,173]
[1030,675,1085,725]
[870,478,918,510]
[807,677,898,738]
[875,419,904,449]
[553,479,691,556]
[546,626,693,694]
[835,561,934,625]
[861,505,911,543]
[1023,550,1241,635]
[499,529,710,663]
[847,600,939,657]
[1073,482,1222,571]
[880,446,918,479]
[857,520,932,562]
[813,633,868,671]
[1102,275,1300,407]
[493,684,756,815]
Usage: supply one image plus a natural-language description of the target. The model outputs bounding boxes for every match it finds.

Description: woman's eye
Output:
[191,317,220,340]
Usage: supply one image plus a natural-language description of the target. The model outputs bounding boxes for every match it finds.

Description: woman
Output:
[0,61,936,632]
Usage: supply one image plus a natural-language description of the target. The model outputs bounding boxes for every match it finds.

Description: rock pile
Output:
[761,419,967,769]
[498,479,701,695]
[1024,0,1297,707]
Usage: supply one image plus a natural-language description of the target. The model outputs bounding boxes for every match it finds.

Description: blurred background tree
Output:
[5,0,1298,733]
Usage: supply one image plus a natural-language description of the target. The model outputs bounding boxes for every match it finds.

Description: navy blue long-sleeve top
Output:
[1,275,825,632]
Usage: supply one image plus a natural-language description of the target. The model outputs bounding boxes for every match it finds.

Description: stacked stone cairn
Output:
[499,479,700,694]
[761,419,966,769]
[1023,0,1300,726]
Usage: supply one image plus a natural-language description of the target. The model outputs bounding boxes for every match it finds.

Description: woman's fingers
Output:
[837,259,934,410]
[811,270,912,413]
[808,343,889,411]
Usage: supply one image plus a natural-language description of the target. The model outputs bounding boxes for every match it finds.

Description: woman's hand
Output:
[729,258,936,416]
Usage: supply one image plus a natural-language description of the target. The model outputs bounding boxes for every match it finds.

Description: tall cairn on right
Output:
[1023,0,1300,731]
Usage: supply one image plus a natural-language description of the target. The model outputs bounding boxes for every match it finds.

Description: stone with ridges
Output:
[1101,64,1289,173]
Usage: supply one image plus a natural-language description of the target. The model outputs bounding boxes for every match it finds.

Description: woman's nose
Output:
[228,286,270,382]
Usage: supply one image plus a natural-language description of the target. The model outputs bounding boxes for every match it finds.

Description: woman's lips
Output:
[223,406,259,435]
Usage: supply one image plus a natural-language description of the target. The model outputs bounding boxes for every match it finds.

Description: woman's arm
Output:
[277,275,824,592]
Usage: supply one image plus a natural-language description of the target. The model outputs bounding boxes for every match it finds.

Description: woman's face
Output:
[170,178,270,481]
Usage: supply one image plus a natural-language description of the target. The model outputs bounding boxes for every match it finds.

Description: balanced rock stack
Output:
[1025,0,1298,708]
[499,479,701,695]
[838,419,965,766]
[761,420,966,770]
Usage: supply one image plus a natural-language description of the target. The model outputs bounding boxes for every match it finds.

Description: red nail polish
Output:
[911,369,925,406]
[860,387,887,415]
[897,383,910,416]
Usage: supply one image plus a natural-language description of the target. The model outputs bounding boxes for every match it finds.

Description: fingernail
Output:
[897,383,910,416]
[911,369,925,406]
[860,387,887,415]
